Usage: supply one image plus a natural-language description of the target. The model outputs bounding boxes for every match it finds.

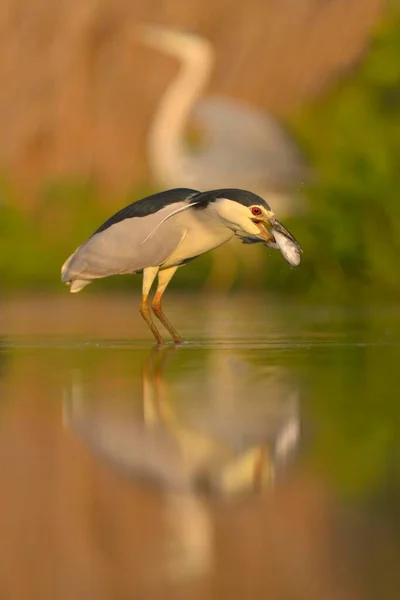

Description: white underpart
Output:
[162,207,234,267]
[271,228,301,267]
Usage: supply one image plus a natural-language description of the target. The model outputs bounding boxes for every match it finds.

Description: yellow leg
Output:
[252,445,273,491]
[140,267,163,344]
[151,267,183,344]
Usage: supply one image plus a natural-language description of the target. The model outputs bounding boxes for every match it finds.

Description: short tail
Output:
[69,279,91,293]
[61,251,91,293]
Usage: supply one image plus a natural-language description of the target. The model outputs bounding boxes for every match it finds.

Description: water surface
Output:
[0,294,399,599]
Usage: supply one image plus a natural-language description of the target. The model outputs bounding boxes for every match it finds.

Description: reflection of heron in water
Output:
[138,25,309,288]
[62,348,300,496]
[63,348,301,583]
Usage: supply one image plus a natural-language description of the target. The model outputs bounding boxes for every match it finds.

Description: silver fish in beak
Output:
[266,219,303,267]
[242,218,303,267]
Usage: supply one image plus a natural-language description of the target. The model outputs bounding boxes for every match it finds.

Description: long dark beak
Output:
[270,218,303,253]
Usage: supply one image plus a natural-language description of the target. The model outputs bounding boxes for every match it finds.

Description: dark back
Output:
[93,188,200,235]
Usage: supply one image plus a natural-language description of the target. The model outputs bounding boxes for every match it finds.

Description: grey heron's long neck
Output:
[147,50,213,186]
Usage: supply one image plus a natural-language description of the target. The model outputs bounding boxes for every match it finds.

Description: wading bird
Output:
[138,25,308,216]
[61,187,302,344]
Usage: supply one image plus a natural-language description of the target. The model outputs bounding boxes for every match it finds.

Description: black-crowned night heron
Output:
[61,187,302,343]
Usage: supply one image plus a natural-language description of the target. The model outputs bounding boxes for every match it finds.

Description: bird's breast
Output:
[163,212,233,268]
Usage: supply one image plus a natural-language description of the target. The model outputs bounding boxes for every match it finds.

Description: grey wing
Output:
[62,202,188,284]
[192,96,308,187]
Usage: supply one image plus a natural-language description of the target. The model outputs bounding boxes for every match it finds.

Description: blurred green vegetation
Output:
[1,4,400,298]
[289,2,400,301]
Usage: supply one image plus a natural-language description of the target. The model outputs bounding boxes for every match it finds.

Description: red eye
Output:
[251,206,262,216]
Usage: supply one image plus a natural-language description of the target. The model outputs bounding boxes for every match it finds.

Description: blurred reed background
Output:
[0,0,396,299]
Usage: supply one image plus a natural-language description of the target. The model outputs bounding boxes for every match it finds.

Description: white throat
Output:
[209,198,262,237]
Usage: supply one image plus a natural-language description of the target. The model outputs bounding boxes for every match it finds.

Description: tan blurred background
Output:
[0,0,387,200]
[1,0,398,297]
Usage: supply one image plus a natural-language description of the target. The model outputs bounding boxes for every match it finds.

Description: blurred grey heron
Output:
[61,187,302,344]
[138,25,308,216]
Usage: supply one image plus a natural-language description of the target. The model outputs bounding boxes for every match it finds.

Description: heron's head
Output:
[198,189,282,243]
[137,24,213,63]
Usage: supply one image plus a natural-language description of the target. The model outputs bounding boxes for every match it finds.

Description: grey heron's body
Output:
[139,26,309,216]
[63,200,232,289]
[62,187,302,344]
[190,98,306,193]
